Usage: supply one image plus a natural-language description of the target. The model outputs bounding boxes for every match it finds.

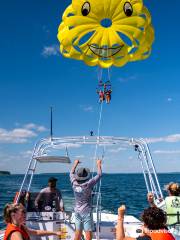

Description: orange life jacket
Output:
[148,229,175,240]
[4,223,30,240]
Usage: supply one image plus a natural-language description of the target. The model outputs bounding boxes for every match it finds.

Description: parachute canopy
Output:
[57,0,154,68]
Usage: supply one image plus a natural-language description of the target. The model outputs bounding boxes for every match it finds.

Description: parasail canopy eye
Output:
[81,2,91,16]
[124,2,133,17]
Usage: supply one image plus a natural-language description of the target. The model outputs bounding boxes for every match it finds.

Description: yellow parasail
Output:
[57,0,154,68]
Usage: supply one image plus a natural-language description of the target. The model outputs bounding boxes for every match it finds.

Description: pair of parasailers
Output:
[3,159,102,240]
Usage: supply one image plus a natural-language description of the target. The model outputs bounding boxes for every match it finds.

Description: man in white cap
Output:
[70,159,102,240]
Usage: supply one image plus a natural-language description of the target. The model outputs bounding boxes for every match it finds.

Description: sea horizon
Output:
[1,173,179,228]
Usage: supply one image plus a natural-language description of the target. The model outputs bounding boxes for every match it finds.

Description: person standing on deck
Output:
[70,159,102,240]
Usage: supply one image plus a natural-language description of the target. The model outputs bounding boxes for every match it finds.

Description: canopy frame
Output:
[15,135,163,239]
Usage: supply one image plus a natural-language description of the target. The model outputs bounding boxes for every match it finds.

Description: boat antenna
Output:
[50,106,53,141]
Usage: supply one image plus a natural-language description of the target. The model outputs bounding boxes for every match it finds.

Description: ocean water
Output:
[0,173,179,228]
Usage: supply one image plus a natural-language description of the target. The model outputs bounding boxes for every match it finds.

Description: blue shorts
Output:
[75,212,93,231]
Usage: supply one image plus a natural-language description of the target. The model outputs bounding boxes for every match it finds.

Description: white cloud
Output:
[21,150,33,158]
[0,151,11,166]
[154,150,180,154]
[80,105,94,112]
[0,128,36,143]
[0,150,33,172]
[74,155,85,159]
[117,75,137,83]
[0,123,47,144]
[42,44,59,57]
[146,134,180,144]
[167,97,173,102]
[107,147,127,153]
[0,150,29,162]
[23,123,47,132]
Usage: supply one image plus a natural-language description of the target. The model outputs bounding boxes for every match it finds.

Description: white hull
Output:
[0,212,141,240]
[1,211,180,240]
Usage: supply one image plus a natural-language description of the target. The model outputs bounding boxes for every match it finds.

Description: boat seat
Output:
[34,156,71,163]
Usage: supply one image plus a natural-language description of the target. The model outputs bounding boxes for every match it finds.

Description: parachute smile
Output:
[88,45,123,58]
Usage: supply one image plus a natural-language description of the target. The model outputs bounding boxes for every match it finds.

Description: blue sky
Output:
[0,0,180,173]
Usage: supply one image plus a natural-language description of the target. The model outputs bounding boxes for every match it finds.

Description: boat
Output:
[0,135,180,240]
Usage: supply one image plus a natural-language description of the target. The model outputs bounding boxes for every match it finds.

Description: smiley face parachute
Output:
[57,0,154,68]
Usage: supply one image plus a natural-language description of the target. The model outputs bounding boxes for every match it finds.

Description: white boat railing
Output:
[14,136,163,240]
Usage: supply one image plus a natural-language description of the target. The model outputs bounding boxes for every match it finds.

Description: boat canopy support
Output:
[16,136,163,202]
[15,135,163,239]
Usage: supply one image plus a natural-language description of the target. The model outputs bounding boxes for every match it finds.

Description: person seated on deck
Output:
[70,159,102,240]
[116,205,175,240]
[147,182,180,226]
[34,177,64,212]
[3,203,64,240]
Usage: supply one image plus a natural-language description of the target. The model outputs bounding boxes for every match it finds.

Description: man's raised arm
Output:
[71,159,80,174]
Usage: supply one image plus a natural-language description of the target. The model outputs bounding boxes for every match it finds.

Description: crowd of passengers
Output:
[2,159,180,240]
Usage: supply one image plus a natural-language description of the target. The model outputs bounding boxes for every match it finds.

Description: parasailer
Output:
[104,81,112,103]
[97,89,105,103]
[105,89,112,104]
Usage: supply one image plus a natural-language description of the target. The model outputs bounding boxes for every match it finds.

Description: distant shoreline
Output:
[0,171,11,176]
[6,172,180,175]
